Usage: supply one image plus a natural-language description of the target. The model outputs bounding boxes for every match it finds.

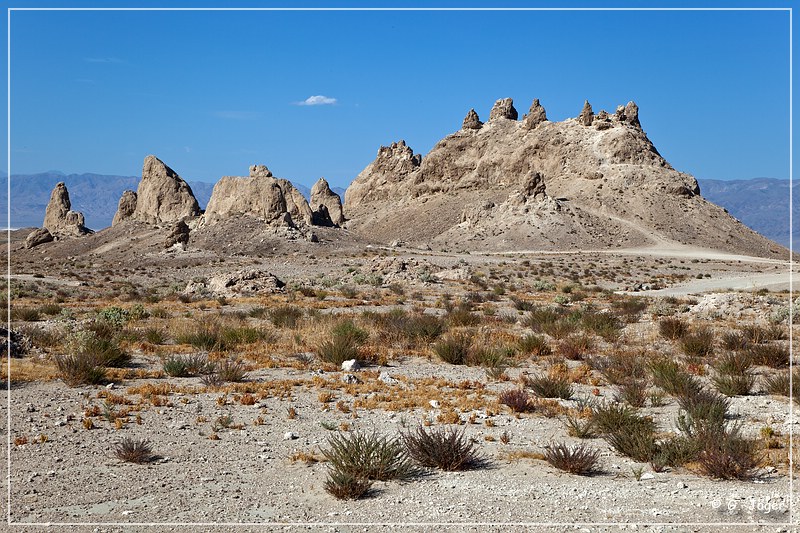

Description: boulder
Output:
[310,177,345,226]
[112,190,137,226]
[42,182,91,237]
[489,98,518,121]
[578,100,594,126]
[523,171,547,199]
[164,220,190,249]
[0,327,30,358]
[462,109,483,130]
[249,164,273,178]
[132,155,201,225]
[522,99,547,129]
[25,228,53,249]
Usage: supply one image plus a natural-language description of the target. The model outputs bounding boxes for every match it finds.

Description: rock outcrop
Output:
[489,98,518,121]
[523,99,547,129]
[164,220,190,249]
[343,96,785,258]
[203,166,313,229]
[310,178,345,227]
[462,109,483,130]
[184,269,285,297]
[131,155,200,225]
[25,228,53,249]
[41,182,91,237]
[578,100,594,126]
[112,190,137,226]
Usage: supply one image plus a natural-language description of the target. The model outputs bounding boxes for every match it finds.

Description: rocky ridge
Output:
[344,97,784,257]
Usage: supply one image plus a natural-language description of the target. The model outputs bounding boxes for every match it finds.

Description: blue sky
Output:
[3,2,794,190]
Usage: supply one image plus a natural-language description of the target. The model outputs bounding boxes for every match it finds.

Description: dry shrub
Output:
[498,388,533,413]
[402,426,485,471]
[113,437,154,464]
[544,442,602,475]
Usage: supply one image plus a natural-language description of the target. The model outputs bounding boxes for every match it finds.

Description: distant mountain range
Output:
[0,172,792,248]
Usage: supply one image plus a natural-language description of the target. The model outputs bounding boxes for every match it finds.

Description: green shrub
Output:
[54,353,106,386]
[321,432,419,481]
[522,373,573,400]
[402,426,485,471]
[658,318,687,341]
[269,306,303,328]
[679,328,715,359]
[433,333,472,365]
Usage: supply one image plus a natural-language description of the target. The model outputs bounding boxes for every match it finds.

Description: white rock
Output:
[639,472,655,480]
[341,373,361,384]
[283,432,298,440]
[379,372,399,385]
[429,400,440,409]
[341,359,361,371]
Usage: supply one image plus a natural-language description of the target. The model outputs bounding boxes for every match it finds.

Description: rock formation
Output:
[184,269,285,297]
[310,178,345,227]
[203,166,313,230]
[523,99,547,129]
[25,228,53,249]
[130,155,200,225]
[164,220,190,249]
[462,109,483,130]
[42,182,92,237]
[489,98,518,121]
[578,100,594,126]
[343,96,784,258]
[112,190,137,226]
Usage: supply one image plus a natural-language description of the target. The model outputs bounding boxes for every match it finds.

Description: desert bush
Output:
[564,414,596,439]
[69,330,129,368]
[183,353,213,375]
[96,306,130,329]
[741,323,786,344]
[433,333,472,365]
[676,387,729,432]
[746,343,790,368]
[269,305,303,328]
[498,388,532,413]
[11,306,41,322]
[175,318,226,351]
[680,328,715,359]
[696,427,761,480]
[522,373,573,400]
[215,358,248,382]
[712,372,755,397]
[402,426,485,471]
[590,350,646,386]
[54,352,106,386]
[581,311,622,341]
[522,306,564,333]
[544,442,601,475]
[658,317,687,341]
[648,358,697,397]
[541,319,578,340]
[220,325,274,346]
[518,334,552,357]
[162,355,190,377]
[446,303,480,327]
[614,379,649,408]
[321,431,419,481]
[713,351,753,376]
[38,303,62,316]
[721,331,749,351]
[113,437,154,464]
[511,296,535,312]
[591,402,657,462]
[324,469,374,500]
[556,334,594,360]
[143,327,166,345]
[610,297,647,323]
[317,334,360,365]
[762,370,800,403]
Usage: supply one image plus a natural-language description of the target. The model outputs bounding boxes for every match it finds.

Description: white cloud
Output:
[296,95,337,106]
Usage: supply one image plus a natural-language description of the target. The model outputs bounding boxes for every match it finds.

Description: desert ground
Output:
[2,224,798,532]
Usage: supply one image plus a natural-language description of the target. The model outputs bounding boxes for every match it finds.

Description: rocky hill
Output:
[344,98,786,257]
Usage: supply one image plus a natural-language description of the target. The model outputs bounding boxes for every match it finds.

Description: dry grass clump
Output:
[695,427,762,480]
[321,431,419,482]
[113,437,154,464]
[402,426,485,471]
[268,305,303,328]
[711,351,755,396]
[556,334,594,361]
[316,319,369,365]
[445,301,481,327]
[54,353,107,386]
[498,388,533,413]
[591,402,657,462]
[324,470,374,500]
[432,333,472,365]
[517,334,551,357]
[544,442,602,475]
[589,349,647,386]
[614,378,649,407]
[658,317,687,341]
[679,327,715,359]
[580,311,623,341]
[521,372,573,400]
[746,343,790,368]
[371,310,447,347]
[762,369,800,403]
